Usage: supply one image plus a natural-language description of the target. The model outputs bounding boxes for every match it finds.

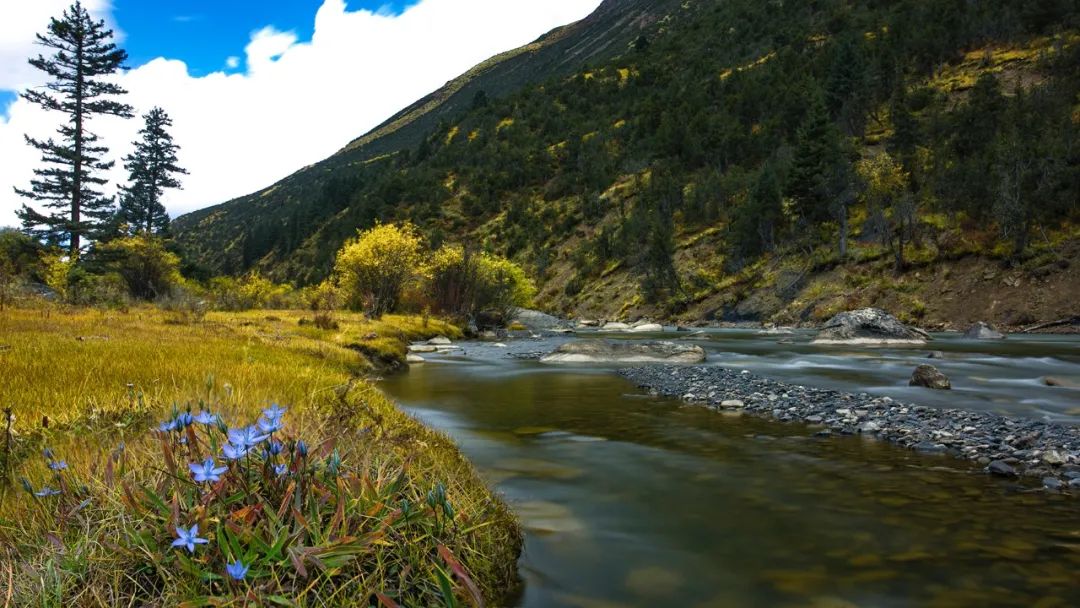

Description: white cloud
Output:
[225,56,240,69]
[0,0,603,227]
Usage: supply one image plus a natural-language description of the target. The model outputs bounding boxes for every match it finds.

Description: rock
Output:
[812,308,930,345]
[1042,477,1063,491]
[1042,450,1067,465]
[720,399,745,408]
[493,343,508,348]
[629,323,664,333]
[986,460,1018,477]
[602,322,631,331]
[1070,478,1080,490]
[405,354,426,364]
[1043,376,1077,388]
[408,344,438,353]
[927,351,946,359]
[758,326,795,335]
[577,319,600,328]
[909,364,951,390]
[514,308,568,331]
[427,336,452,345]
[540,340,706,364]
[963,321,1006,340]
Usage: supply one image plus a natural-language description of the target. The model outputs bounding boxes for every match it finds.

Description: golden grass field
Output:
[0,305,518,606]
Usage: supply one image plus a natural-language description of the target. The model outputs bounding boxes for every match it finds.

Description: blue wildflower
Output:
[158,418,178,432]
[189,457,228,483]
[228,425,268,448]
[193,410,218,425]
[225,560,249,581]
[177,412,194,427]
[266,440,283,456]
[257,416,283,434]
[48,460,67,471]
[170,524,209,553]
[221,443,249,461]
[296,440,308,457]
[34,486,60,497]
[274,463,288,476]
[262,403,287,421]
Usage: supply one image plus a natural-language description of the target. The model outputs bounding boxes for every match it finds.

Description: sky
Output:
[0,0,603,227]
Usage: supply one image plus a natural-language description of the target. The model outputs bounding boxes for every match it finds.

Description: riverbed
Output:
[379,330,1080,606]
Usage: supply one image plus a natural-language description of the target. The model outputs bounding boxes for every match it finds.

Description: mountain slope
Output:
[175,0,1080,327]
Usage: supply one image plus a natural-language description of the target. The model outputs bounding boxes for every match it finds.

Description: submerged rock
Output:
[540,340,706,364]
[909,364,951,390]
[986,460,1018,477]
[514,308,569,331]
[405,354,426,364]
[629,323,664,332]
[964,321,1006,340]
[813,308,930,345]
[602,322,631,331]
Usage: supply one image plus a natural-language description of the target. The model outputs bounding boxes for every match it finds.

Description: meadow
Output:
[0,304,519,606]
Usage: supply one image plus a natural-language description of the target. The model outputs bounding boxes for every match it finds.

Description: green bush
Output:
[92,235,182,300]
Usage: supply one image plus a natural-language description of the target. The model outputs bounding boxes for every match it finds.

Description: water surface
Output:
[380,333,1080,606]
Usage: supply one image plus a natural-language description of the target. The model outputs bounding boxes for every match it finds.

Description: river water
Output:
[379,330,1080,607]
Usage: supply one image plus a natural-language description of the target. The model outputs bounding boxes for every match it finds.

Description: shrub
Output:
[474,253,535,324]
[209,273,294,311]
[92,235,182,300]
[334,223,425,317]
[15,404,486,605]
[424,244,535,325]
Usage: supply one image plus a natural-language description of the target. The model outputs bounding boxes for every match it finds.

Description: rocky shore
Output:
[620,365,1080,492]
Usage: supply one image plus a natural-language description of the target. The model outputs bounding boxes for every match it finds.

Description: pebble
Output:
[620,365,1080,491]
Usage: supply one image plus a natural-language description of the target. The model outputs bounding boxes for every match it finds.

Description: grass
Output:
[0,305,519,606]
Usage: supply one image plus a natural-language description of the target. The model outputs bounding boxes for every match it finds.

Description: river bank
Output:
[620,364,1080,491]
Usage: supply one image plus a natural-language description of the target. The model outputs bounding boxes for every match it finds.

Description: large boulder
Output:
[909,364,951,390]
[540,340,706,364]
[513,308,568,331]
[813,308,930,345]
[963,321,1006,340]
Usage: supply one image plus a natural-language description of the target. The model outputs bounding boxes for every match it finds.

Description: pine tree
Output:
[117,107,187,235]
[14,1,133,256]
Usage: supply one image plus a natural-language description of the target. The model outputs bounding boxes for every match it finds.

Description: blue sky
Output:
[114,1,415,76]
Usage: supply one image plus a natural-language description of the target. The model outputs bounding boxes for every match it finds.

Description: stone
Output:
[986,460,1018,477]
[963,321,1006,340]
[629,323,664,332]
[927,351,946,359]
[1042,450,1067,465]
[577,319,600,327]
[405,354,426,364]
[514,308,569,331]
[1043,377,1077,388]
[813,308,930,345]
[909,364,951,390]
[540,340,706,364]
[720,399,745,408]
[1042,477,1063,491]
[427,336,452,345]
[602,322,631,331]
[408,344,438,353]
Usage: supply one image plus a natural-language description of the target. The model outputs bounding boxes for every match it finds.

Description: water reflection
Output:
[380,358,1080,607]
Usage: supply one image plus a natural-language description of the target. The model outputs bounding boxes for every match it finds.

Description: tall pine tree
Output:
[15,1,133,257]
[117,107,187,235]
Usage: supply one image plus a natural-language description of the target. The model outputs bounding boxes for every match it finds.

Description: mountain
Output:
[175,0,1080,328]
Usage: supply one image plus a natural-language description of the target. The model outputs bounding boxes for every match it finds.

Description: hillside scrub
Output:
[0,305,519,605]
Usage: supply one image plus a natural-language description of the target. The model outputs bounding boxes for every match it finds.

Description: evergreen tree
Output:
[787,92,855,258]
[14,1,133,256]
[117,107,187,235]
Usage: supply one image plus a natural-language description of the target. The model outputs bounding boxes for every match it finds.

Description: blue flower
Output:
[266,440,283,456]
[262,403,287,421]
[257,416,283,434]
[34,486,60,497]
[225,560,249,581]
[42,447,55,460]
[170,524,209,553]
[274,463,288,476]
[189,457,228,483]
[177,412,194,427]
[221,443,249,461]
[47,460,67,471]
[193,410,218,425]
[158,419,178,432]
[228,425,269,448]
[295,440,308,457]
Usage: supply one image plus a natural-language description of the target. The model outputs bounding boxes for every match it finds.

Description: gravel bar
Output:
[620,365,1080,492]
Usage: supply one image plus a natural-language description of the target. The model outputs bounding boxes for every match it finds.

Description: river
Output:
[379,330,1080,606]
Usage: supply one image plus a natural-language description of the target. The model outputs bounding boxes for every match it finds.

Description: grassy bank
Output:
[0,305,518,606]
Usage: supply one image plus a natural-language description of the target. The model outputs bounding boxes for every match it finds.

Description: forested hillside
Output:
[175,0,1080,327]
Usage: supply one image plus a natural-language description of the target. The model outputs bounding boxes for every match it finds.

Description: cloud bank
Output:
[0,0,602,227]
